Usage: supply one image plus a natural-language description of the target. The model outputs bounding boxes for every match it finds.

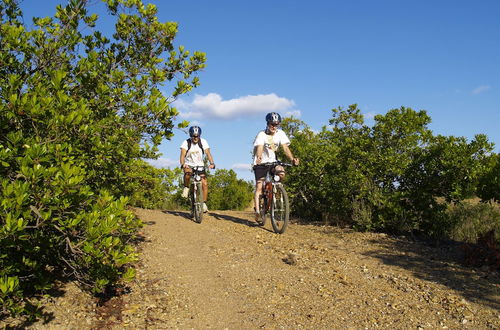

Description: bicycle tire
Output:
[193,182,203,223]
[258,194,268,226]
[270,184,289,234]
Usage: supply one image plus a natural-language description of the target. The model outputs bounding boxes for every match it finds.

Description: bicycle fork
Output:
[193,181,203,205]
[271,184,284,213]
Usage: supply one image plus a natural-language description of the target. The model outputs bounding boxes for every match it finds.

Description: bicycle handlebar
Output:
[187,165,206,172]
[255,161,293,167]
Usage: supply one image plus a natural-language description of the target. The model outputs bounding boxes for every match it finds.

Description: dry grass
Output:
[447,199,499,243]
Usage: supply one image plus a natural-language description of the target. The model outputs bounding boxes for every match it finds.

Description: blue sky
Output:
[20,0,500,181]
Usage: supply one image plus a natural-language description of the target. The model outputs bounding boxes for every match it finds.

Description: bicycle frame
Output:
[189,165,205,223]
[256,161,291,234]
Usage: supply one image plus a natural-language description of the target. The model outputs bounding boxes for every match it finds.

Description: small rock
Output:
[283,253,298,265]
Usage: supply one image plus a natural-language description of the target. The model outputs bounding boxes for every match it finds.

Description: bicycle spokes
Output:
[192,182,203,223]
[270,184,289,234]
[258,194,268,226]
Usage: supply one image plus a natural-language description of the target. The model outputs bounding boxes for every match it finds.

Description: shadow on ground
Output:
[161,210,264,230]
[362,236,500,310]
[211,212,257,227]
[209,211,277,233]
[162,210,193,221]
[0,279,67,329]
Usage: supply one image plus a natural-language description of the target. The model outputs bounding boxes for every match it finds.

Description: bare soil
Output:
[5,208,500,329]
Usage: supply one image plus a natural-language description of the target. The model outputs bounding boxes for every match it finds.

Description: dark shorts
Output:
[253,164,277,181]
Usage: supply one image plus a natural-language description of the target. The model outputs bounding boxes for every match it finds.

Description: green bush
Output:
[208,169,254,210]
[1,0,205,318]
[477,153,499,202]
[282,105,496,239]
[123,160,182,210]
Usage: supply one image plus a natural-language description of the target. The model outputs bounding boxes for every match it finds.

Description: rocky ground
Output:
[4,208,499,329]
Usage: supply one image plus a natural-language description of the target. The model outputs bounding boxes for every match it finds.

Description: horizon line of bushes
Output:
[279,105,498,243]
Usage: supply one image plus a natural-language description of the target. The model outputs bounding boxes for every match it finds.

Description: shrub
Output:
[0,0,205,318]
[447,201,500,243]
[282,106,495,240]
[207,169,254,210]
[123,160,182,210]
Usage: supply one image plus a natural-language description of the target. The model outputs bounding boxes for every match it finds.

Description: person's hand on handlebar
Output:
[292,158,300,166]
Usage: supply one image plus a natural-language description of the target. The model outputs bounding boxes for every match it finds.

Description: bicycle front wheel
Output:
[271,184,289,234]
[258,194,268,226]
[193,182,203,223]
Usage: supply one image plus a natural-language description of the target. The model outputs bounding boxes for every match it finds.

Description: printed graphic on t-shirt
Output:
[265,135,278,152]
[188,149,203,165]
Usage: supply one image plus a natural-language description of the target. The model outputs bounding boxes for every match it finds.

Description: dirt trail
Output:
[12,209,500,329]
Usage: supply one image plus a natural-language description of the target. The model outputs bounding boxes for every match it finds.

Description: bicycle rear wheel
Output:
[193,182,203,223]
[258,194,268,226]
[271,184,289,234]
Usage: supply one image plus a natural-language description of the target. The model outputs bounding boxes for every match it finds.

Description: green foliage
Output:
[477,153,499,202]
[122,160,182,209]
[207,169,254,210]
[400,134,494,236]
[282,105,496,240]
[1,0,205,318]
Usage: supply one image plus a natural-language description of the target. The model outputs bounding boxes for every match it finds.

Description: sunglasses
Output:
[269,123,279,127]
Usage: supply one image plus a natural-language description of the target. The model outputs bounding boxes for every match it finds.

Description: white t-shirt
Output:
[253,129,290,165]
[180,138,210,167]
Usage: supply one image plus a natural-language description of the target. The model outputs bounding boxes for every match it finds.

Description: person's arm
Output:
[254,145,264,164]
[180,148,187,168]
[205,148,215,169]
[282,144,299,165]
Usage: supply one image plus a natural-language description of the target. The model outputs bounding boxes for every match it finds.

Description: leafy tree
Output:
[367,107,433,232]
[400,134,494,236]
[0,0,205,317]
[207,169,254,210]
[123,160,182,209]
[282,105,495,238]
[477,153,499,202]
[281,106,375,227]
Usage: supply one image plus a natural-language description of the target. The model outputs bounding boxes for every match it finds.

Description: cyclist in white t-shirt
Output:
[252,112,299,221]
[180,126,215,213]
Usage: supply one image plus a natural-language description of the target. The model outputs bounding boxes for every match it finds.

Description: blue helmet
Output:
[189,126,202,137]
[265,112,281,125]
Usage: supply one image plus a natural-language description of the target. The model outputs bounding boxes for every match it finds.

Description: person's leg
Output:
[182,167,192,198]
[254,180,264,212]
[183,167,193,186]
[201,176,208,201]
[253,166,266,212]
[200,175,209,212]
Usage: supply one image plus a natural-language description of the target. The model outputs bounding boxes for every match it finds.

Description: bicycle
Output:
[255,161,291,234]
[188,165,205,223]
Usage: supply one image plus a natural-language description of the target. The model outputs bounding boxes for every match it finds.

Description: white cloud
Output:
[174,93,300,120]
[232,163,252,171]
[145,157,177,168]
[472,85,491,95]
[188,120,202,126]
